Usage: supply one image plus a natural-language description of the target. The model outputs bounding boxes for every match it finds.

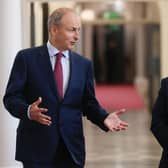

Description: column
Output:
[134,3,149,107]
[0,0,22,167]
[158,0,168,78]
[135,25,147,81]
[83,25,93,60]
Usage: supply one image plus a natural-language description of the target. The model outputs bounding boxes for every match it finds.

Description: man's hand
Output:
[104,109,128,132]
[29,97,51,126]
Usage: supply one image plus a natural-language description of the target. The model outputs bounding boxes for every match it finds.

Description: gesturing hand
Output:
[29,97,51,126]
[104,109,128,132]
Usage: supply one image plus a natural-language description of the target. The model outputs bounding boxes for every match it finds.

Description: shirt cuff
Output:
[27,105,31,119]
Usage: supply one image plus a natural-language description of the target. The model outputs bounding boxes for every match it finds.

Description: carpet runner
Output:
[95,84,145,111]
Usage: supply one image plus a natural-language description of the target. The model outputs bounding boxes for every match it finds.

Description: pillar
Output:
[158,0,168,78]
[0,0,22,167]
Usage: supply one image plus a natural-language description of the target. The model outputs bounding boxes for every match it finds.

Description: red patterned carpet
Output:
[95,84,145,111]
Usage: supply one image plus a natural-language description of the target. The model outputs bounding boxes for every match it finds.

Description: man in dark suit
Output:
[151,78,168,168]
[3,8,128,168]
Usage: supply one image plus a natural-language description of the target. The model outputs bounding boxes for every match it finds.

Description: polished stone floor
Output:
[14,110,162,168]
[83,110,162,168]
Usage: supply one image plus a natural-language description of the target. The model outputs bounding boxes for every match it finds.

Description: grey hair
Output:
[47,8,75,32]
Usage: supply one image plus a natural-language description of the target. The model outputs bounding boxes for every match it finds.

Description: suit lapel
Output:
[38,46,79,101]
[63,51,78,101]
[38,44,59,100]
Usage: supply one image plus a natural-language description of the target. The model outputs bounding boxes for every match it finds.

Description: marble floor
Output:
[83,110,162,168]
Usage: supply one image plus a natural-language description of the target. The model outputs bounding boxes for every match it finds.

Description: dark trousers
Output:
[159,151,168,168]
[159,160,168,168]
[23,139,82,168]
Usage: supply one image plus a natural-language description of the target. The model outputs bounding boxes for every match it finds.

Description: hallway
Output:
[84,110,162,168]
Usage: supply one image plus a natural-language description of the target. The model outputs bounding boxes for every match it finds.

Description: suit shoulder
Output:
[161,77,168,84]
[18,45,44,55]
[159,78,168,91]
[71,51,92,64]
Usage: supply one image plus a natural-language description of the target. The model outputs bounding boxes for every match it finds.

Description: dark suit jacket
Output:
[3,44,108,167]
[151,78,168,167]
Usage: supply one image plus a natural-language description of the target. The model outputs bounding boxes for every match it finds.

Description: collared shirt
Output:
[47,41,70,97]
[27,42,70,119]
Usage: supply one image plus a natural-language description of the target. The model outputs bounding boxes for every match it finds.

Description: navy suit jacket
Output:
[3,44,108,167]
[151,78,168,167]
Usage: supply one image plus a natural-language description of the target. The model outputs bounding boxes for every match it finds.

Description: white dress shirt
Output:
[47,41,70,97]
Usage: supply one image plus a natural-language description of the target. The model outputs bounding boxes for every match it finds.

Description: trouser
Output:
[159,151,168,168]
[23,138,82,168]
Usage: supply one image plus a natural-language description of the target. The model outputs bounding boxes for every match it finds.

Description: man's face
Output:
[51,12,81,51]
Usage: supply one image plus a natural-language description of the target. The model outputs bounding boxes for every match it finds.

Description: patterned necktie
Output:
[54,52,63,99]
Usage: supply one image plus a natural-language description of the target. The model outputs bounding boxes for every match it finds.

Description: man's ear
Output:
[50,25,58,35]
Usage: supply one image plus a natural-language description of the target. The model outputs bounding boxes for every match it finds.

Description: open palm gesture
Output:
[104,109,128,132]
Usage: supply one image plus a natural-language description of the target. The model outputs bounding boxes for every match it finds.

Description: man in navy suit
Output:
[151,78,168,168]
[3,8,128,168]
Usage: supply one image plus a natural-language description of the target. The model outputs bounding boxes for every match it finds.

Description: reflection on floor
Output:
[83,110,162,168]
